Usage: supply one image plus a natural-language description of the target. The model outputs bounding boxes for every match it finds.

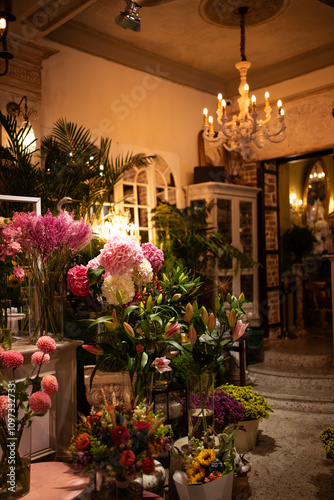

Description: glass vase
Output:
[94,471,143,500]
[29,271,64,342]
[0,423,31,499]
[187,370,215,441]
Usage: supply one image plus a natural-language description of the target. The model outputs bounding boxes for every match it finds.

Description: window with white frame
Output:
[114,155,177,243]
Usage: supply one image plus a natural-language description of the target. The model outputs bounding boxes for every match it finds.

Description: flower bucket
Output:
[173,470,234,500]
[233,419,259,453]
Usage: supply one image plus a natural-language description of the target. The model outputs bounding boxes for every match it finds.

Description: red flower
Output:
[142,457,155,474]
[119,450,136,466]
[133,421,150,433]
[75,432,91,451]
[111,426,130,446]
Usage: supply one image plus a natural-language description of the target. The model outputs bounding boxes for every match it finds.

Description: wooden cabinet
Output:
[185,182,261,325]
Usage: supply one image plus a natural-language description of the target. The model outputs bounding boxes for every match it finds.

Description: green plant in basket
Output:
[319,427,334,460]
[218,384,273,421]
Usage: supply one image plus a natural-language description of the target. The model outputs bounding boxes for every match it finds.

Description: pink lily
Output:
[232,320,249,342]
[188,325,197,345]
[164,321,181,339]
[123,322,135,338]
[153,356,172,374]
[82,344,104,355]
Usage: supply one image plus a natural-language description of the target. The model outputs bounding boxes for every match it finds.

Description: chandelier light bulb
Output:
[244,84,249,94]
[203,108,208,125]
[265,91,270,100]
[208,115,214,133]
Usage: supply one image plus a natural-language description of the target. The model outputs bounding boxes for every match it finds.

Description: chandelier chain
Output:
[239,6,248,62]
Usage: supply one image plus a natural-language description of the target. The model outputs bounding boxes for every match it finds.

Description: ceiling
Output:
[6,0,334,97]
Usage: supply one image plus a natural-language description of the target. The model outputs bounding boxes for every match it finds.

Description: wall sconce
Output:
[0,0,15,77]
[6,96,37,152]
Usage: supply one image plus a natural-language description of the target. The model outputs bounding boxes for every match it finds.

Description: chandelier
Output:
[91,204,139,242]
[202,6,286,161]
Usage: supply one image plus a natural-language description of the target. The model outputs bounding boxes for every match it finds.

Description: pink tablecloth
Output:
[24,462,164,499]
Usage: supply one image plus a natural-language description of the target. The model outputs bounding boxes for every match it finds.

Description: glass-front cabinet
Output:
[185,182,261,325]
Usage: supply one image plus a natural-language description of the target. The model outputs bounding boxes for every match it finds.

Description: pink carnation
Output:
[141,242,164,273]
[0,395,9,418]
[98,234,144,275]
[67,265,90,299]
[2,350,24,369]
[29,391,52,414]
[41,375,58,395]
[31,351,50,366]
[36,336,57,354]
[13,266,25,280]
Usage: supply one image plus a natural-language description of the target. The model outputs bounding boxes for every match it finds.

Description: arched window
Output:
[114,155,177,243]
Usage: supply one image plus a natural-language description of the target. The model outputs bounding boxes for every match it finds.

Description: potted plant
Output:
[218,384,273,453]
[319,427,334,460]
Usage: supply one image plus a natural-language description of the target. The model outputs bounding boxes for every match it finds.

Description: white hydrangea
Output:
[132,258,153,286]
[101,274,135,305]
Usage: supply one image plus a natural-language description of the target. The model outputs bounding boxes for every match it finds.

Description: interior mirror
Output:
[303,159,329,226]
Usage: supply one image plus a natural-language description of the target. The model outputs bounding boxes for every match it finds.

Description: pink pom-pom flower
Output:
[0,395,9,418]
[2,350,24,369]
[41,375,58,395]
[31,351,50,366]
[29,391,52,414]
[36,336,57,354]
[141,242,164,273]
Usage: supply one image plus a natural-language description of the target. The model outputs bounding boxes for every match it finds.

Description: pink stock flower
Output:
[98,234,144,276]
[82,345,104,355]
[141,242,164,273]
[164,321,181,339]
[0,395,9,418]
[67,265,90,299]
[2,350,24,369]
[41,375,58,395]
[31,351,50,366]
[232,320,249,342]
[153,356,172,374]
[36,336,57,354]
[11,210,93,261]
[13,266,25,280]
[29,391,52,414]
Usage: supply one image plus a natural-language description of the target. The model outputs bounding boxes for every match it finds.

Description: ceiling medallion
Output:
[199,0,288,27]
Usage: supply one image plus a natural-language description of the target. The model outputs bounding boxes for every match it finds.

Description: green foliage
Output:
[282,224,316,265]
[219,383,273,421]
[151,201,258,282]
[319,427,334,460]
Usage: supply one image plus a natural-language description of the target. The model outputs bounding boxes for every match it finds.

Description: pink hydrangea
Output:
[87,257,101,269]
[31,351,50,366]
[98,234,144,276]
[0,395,9,418]
[29,391,52,414]
[67,264,90,299]
[141,242,164,273]
[41,375,58,395]
[2,350,24,369]
[36,336,57,354]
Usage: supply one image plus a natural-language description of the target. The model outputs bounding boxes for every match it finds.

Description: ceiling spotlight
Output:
[115,1,141,32]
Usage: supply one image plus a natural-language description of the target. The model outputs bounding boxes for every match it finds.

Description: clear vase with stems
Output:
[187,370,215,441]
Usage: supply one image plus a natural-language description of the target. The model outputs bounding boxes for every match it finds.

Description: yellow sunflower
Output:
[197,448,216,467]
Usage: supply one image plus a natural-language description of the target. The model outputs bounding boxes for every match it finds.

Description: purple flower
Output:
[183,388,245,432]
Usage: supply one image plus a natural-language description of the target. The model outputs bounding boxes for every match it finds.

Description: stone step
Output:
[263,349,332,369]
[247,363,334,390]
[247,363,334,413]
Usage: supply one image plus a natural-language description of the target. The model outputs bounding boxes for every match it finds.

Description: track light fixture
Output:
[115,1,142,32]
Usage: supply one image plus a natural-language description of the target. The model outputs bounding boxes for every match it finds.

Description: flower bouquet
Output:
[0,336,58,499]
[69,395,173,499]
[7,210,93,341]
[173,432,235,500]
